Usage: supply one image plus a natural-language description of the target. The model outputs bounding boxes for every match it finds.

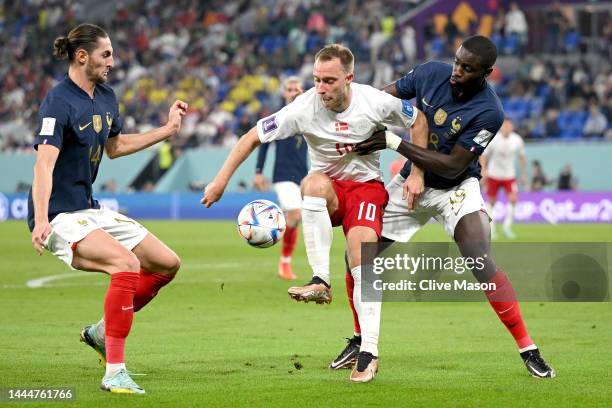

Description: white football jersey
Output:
[483,132,525,180]
[256,83,418,182]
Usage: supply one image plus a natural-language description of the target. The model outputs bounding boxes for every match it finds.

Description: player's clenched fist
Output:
[201,180,225,208]
[166,100,188,135]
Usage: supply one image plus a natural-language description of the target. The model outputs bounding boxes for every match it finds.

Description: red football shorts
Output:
[330,179,389,237]
[486,177,517,199]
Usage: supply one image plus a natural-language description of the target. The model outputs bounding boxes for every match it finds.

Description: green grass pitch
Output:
[0,221,610,407]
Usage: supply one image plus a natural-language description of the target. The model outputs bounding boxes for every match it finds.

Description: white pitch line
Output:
[26,272,93,288]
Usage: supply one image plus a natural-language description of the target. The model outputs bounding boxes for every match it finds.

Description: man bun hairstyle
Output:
[52,23,108,61]
[462,35,498,70]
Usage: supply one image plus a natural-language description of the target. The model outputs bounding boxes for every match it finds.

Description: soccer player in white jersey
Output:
[202,44,428,383]
[481,118,527,239]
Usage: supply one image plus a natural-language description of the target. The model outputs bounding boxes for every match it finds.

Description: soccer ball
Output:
[237,199,286,248]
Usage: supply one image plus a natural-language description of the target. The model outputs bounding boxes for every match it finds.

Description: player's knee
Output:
[110,252,141,273]
[287,209,301,226]
[301,172,332,197]
[166,253,181,275]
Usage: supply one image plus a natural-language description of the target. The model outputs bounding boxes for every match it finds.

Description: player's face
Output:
[85,37,114,84]
[283,82,303,104]
[313,57,353,112]
[450,46,488,90]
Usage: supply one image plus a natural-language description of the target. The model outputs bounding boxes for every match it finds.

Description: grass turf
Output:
[0,221,610,407]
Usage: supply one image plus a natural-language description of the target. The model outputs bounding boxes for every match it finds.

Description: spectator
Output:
[530,160,552,191]
[557,164,577,191]
[583,102,608,138]
[505,2,528,55]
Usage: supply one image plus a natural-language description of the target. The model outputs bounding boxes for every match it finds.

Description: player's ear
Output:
[75,48,88,65]
[484,67,493,77]
[346,72,354,83]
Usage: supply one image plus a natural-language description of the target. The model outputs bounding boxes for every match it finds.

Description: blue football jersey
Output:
[396,61,504,189]
[27,75,122,231]
[255,135,308,184]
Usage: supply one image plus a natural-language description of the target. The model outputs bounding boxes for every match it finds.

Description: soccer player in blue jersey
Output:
[28,23,188,394]
[345,35,556,378]
[253,76,308,280]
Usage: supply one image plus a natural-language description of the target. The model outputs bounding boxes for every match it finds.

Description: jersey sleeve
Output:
[395,63,429,100]
[256,100,303,144]
[34,93,70,150]
[376,90,419,129]
[109,92,123,138]
[255,142,271,173]
[457,109,504,157]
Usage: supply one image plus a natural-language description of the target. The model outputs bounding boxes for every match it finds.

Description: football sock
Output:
[350,266,380,356]
[281,225,298,259]
[104,272,139,364]
[345,270,361,335]
[504,203,515,229]
[105,362,126,377]
[485,270,534,350]
[133,269,175,312]
[301,196,332,285]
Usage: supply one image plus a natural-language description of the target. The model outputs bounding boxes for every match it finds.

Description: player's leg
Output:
[329,251,362,370]
[447,179,555,378]
[131,233,181,312]
[345,225,381,383]
[287,172,338,303]
[502,180,518,239]
[485,177,499,240]
[274,181,302,280]
[70,229,145,393]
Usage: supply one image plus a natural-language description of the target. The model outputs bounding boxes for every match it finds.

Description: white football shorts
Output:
[43,208,148,269]
[273,181,302,211]
[382,174,488,242]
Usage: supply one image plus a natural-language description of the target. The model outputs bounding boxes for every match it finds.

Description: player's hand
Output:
[253,174,269,191]
[201,179,226,208]
[31,221,52,255]
[403,172,424,210]
[166,100,188,136]
[354,128,387,155]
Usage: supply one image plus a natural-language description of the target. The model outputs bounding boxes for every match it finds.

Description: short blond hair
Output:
[283,76,303,90]
[314,44,354,74]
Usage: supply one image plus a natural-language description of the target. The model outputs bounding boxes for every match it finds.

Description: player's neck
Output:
[68,66,96,99]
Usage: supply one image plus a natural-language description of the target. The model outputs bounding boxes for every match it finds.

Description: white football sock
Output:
[519,344,538,353]
[301,196,333,285]
[351,266,381,356]
[504,203,515,229]
[105,362,126,377]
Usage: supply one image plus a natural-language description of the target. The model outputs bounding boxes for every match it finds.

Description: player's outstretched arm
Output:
[105,100,188,159]
[31,144,59,255]
[355,129,476,179]
[201,126,261,207]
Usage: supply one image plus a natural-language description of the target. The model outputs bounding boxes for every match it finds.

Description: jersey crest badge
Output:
[434,108,447,126]
[106,112,113,128]
[93,115,103,133]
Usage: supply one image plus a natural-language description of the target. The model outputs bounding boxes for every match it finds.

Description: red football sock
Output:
[133,269,175,312]
[281,225,298,258]
[485,270,533,349]
[345,270,361,335]
[104,272,139,364]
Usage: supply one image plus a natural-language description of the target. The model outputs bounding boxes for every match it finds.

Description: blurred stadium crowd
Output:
[0,0,610,154]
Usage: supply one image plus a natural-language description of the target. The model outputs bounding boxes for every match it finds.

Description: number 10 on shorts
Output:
[357,201,377,221]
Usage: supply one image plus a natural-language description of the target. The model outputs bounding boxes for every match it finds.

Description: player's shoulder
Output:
[95,82,119,103]
[41,78,75,114]
[281,87,317,121]
[351,82,388,98]
[418,60,453,75]
[476,85,504,125]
